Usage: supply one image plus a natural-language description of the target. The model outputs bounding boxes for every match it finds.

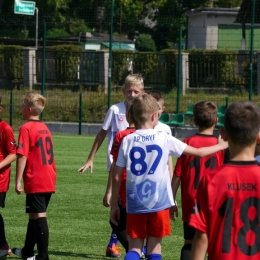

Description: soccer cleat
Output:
[0,243,11,258]
[106,244,122,258]
[26,257,36,260]
[141,252,146,260]
[11,248,23,258]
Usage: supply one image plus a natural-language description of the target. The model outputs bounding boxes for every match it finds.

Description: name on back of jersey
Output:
[134,134,155,142]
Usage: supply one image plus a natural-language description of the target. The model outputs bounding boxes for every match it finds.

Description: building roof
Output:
[101,42,135,51]
[185,7,240,17]
[48,32,134,44]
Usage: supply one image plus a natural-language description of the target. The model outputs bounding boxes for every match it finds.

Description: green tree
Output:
[135,34,156,51]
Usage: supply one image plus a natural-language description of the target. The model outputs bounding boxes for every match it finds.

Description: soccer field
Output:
[5,134,183,260]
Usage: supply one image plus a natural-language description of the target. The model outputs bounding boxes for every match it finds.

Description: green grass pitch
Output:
[4,134,184,260]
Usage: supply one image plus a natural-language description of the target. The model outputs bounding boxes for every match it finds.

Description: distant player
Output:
[110,94,228,260]
[109,99,136,253]
[190,101,260,260]
[78,74,144,258]
[0,96,16,258]
[171,101,225,260]
[12,93,56,260]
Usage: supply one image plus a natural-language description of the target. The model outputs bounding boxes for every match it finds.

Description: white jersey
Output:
[102,102,129,170]
[116,129,187,214]
[155,121,172,135]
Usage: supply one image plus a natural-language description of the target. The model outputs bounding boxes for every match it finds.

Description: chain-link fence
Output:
[0,0,260,131]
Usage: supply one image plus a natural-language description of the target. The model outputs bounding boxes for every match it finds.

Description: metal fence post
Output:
[41,22,46,120]
[225,96,229,108]
[249,0,256,101]
[108,0,114,109]
[9,90,13,127]
[78,92,82,135]
[177,25,182,114]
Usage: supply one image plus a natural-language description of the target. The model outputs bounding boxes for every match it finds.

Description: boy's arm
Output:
[15,154,27,195]
[78,129,107,173]
[103,161,115,207]
[0,154,16,170]
[190,230,208,260]
[170,175,181,221]
[110,165,124,226]
[183,139,228,158]
[172,175,181,202]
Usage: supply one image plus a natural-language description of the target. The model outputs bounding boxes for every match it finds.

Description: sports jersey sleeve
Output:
[116,138,126,168]
[174,155,184,177]
[102,105,115,131]
[4,125,16,155]
[110,132,121,161]
[17,125,29,157]
[168,136,187,157]
[189,176,208,233]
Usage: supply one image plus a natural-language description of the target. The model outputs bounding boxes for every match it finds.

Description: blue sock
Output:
[147,254,162,260]
[142,245,147,255]
[108,230,118,248]
[124,250,140,260]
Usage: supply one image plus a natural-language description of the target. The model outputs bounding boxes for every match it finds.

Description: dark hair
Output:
[147,90,164,102]
[224,101,260,146]
[193,101,217,129]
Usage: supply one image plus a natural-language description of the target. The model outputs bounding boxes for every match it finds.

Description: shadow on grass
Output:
[49,250,111,259]
[7,251,112,260]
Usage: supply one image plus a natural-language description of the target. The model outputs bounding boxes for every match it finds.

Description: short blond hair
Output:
[124,74,144,90]
[23,93,46,115]
[133,94,159,124]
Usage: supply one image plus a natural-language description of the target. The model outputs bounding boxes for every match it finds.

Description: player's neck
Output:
[228,142,256,161]
[138,121,154,129]
[28,115,40,121]
[198,128,214,135]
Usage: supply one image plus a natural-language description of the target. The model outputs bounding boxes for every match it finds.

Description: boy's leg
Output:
[22,218,36,257]
[35,216,49,260]
[146,209,170,260]
[180,222,196,260]
[109,205,128,252]
[106,230,120,258]
[124,237,143,260]
[0,193,11,258]
[0,213,7,247]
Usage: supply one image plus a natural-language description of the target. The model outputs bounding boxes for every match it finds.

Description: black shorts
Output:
[183,222,196,240]
[0,192,6,208]
[26,193,52,213]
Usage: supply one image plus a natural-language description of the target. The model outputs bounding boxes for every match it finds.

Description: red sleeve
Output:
[4,124,16,155]
[174,155,184,177]
[17,125,29,157]
[110,132,121,161]
[189,175,209,233]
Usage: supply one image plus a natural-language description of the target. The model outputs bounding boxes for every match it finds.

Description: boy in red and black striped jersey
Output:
[109,100,136,253]
[190,101,260,260]
[0,96,16,258]
[171,101,226,260]
[12,93,56,260]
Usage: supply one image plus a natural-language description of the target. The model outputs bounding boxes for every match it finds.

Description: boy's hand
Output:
[103,191,111,207]
[78,160,93,173]
[170,205,178,221]
[218,135,228,149]
[110,206,120,226]
[15,183,23,195]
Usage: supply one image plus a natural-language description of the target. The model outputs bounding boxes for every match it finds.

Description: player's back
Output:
[193,161,260,260]
[174,134,225,222]
[117,129,186,214]
[17,120,56,193]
